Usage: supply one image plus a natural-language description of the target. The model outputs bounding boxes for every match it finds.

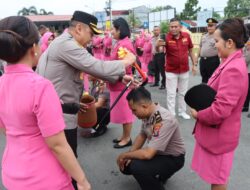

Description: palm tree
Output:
[17,7,29,16]
[17,6,53,16]
[39,9,54,15]
[28,6,38,15]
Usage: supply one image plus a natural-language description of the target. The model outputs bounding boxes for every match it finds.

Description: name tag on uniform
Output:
[168,40,176,44]
[182,38,188,43]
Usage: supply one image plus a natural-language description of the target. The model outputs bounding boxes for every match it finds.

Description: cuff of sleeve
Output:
[41,120,66,137]
[118,63,126,81]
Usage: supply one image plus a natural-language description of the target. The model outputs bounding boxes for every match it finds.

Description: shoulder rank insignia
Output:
[154,111,162,124]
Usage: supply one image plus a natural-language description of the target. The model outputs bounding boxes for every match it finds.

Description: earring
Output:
[34,52,38,56]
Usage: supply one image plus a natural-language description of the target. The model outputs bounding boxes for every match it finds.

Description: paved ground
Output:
[1,71,250,190]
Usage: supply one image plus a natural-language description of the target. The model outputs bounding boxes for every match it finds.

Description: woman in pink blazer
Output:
[142,34,154,83]
[190,18,249,190]
[109,17,135,148]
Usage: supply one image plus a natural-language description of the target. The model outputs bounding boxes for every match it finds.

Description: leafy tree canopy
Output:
[224,0,250,18]
[151,5,174,12]
[180,0,201,20]
[18,6,53,16]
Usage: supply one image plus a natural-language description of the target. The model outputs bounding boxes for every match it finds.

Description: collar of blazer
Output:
[208,50,243,85]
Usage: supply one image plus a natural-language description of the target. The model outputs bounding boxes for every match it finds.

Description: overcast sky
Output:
[0,0,228,18]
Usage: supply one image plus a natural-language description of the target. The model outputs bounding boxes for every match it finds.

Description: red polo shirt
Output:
[165,31,193,73]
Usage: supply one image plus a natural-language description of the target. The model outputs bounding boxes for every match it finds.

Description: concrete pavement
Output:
[1,72,250,190]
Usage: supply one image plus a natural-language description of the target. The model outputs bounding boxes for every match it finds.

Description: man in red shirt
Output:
[162,18,197,119]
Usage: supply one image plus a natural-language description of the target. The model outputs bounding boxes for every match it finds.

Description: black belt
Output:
[61,103,80,114]
[155,52,164,55]
[201,55,218,60]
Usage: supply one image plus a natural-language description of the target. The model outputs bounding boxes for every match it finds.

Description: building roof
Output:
[25,12,129,22]
[182,20,197,27]
[112,10,129,16]
[25,15,72,22]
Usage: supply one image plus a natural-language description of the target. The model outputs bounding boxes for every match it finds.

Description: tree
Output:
[150,5,174,12]
[180,0,201,20]
[128,10,141,29]
[212,11,222,20]
[224,0,250,18]
[160,21,169,34]
[17,7,29,16]
[39,9,53,15]
[17,6,53,16]
[28,6,38,15]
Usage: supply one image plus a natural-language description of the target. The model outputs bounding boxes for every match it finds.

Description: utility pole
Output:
[133,8,135,30]
[105,0,112,30]
[109,0,112,24]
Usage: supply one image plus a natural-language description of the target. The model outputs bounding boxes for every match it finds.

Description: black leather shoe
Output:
[89,126,107,138]
[112,138,121,143]
[150,83,159,87]
[113,139,132,148]
[159,86,165,90]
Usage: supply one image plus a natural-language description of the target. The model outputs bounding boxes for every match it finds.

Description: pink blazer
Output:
[194,50,248,154]
[109,37,135,91]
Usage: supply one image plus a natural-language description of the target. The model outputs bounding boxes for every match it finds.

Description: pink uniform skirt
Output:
[191,142,235,184]
[109,90,135,124]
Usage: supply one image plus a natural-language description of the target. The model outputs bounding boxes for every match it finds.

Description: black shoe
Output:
[159,86,165,90]
[113,139,132,148]
[112,138,121,143]
[89,126,107,138]
[150,83,159,87]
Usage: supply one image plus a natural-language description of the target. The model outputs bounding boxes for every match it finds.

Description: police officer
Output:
[36,11,136,189]
[117,87,185,190]
[150,26,166,89]
[198,18,220,83]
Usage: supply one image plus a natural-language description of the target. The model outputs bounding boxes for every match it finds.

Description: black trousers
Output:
[199,56,220,83]
[154,53,166,87]
[122,154,185,190]
[65,128,78,190]
[93,107,110,131]
[243,73,250,111]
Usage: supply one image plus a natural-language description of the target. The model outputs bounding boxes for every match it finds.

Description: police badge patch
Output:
[152,111,163,137]
[152,123,162,137]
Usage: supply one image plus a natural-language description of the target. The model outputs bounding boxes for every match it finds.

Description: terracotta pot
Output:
[78,94,97,128]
